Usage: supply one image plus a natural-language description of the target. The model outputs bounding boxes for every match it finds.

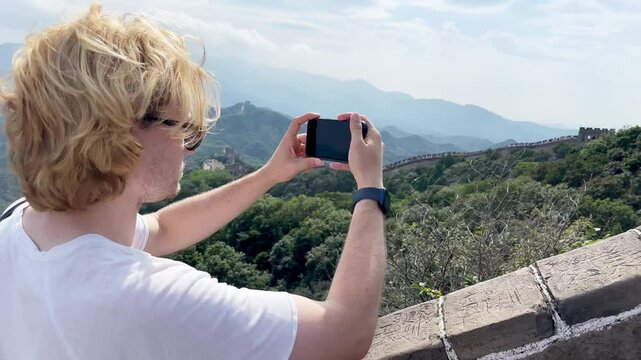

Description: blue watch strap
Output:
[352,187,390,215]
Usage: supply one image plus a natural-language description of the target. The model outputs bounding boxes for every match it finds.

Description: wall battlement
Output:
[384,126,619,173]
[365,227,641,360]
[383,135,580,173]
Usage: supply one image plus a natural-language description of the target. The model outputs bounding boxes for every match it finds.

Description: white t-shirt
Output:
[0,200,297,360]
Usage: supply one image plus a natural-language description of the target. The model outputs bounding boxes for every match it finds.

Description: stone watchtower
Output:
[578,127,615,142]
[223,147,235,165]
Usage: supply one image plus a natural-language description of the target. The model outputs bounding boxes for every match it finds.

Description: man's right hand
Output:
[329,112,384,189]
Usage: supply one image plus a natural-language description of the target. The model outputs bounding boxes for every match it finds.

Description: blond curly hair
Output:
[0,4,219,211]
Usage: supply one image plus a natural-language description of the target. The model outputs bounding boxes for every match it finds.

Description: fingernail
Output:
[314,158,323,167]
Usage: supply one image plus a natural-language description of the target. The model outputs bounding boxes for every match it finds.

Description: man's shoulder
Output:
[0,198,27,222]
[63,248,218,310]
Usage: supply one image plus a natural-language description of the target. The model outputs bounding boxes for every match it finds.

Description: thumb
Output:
[301,157,324,171]
[349,113,363,146]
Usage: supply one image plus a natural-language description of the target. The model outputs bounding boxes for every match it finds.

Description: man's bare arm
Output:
[143,167,276,257]
[142,113,323,257]
[290,112,386,359]
[291,199,385,359]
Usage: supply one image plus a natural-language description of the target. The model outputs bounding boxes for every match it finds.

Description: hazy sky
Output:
[1,0,639,129]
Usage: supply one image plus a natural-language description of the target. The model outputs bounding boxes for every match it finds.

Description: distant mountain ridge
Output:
[383,125,494,152]
[0,42,575,150]
[192,102,463,166]
[208,56,574,143]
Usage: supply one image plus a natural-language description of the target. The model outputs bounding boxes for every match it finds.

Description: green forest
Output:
[140,126,641,316]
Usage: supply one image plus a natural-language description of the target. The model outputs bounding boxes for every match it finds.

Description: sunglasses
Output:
[142,115,205,151]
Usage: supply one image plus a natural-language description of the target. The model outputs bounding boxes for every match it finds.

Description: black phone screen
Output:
[316,120,351,162]
[306,118,367,163]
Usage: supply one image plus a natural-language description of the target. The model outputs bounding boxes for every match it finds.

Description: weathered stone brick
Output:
[537,231,641,325]
[444,267,554,360]
[364,300,447,360]
[524,314,641,360]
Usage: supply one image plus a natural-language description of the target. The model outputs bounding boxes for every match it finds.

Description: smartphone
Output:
[305,118,368,163]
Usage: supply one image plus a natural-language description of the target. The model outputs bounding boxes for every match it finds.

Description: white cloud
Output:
[27,0,69,15]
[482,31,568,62]
[343,0,513,20]
[405,0,513,14]
[538,0,607,13]
[266,19,327,33]
[147,8,280,52]
[289,42,315,54]
[344,0,398,20]
[534,0,641,38]
[1,0,639,128]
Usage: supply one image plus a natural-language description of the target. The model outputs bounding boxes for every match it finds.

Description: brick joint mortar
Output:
[478,303,641,360]
[529,264,570,335]
[438,296,459,360]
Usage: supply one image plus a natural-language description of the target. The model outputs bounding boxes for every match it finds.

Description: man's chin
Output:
[141,184,181,204]
[162,183,181,201]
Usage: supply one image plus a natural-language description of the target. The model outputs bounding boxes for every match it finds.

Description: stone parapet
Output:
[365,227,641,359]
[367,301,447,359]
[444,268,554,359]
[537,230,641,325]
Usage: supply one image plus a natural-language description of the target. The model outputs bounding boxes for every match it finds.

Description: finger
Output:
[288,113,320,136]
[296,133,307,144]
[328,162,350,171]
[296,143,306,158]
[349,113,365,146]
[336,112,353,121]
[358,114,382,142]
[302,157,324,171]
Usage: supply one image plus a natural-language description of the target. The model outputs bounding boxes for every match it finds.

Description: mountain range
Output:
[0,42,577,165]
[207,56,575,143]
[190,102,461,166]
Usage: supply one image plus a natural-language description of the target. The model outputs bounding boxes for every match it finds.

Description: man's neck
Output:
[22,194,140,252]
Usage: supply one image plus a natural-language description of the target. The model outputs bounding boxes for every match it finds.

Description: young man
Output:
[0,5,386,360]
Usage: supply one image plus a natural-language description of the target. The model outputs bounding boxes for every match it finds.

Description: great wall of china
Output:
[383,127,615,173]
[369,125,639,359]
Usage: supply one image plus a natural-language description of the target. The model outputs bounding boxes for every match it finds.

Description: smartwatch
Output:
[352,187,391,216]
